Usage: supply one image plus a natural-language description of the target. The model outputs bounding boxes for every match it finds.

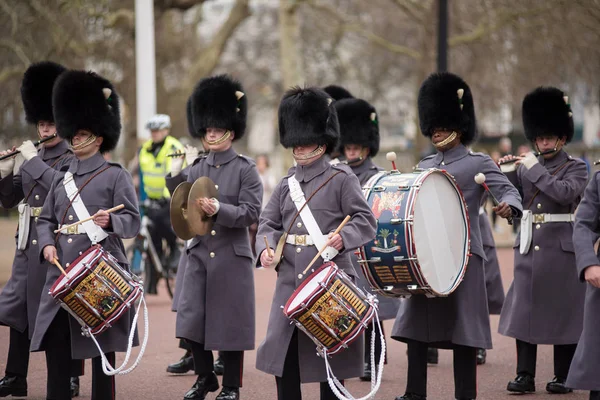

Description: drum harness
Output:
[57,166,149,375]
[287,173,386,400]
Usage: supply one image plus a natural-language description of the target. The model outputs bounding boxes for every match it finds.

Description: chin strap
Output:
[433,131,458,148]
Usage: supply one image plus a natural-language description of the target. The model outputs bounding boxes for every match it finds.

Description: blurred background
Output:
[0,0,599,176]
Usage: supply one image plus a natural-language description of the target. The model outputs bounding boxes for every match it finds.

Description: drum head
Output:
[286,264,333,311]
[412,171,469,295]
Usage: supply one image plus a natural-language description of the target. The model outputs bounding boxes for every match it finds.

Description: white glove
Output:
[520,152,539,170]
[171,156,184,176]
[17,140,37,161]
[207,198,220,216]
[13,153,25,176]
[0,154,15,179]
[184,145,199,165]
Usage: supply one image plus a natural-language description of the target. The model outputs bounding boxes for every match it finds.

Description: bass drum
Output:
[357,168,470,298]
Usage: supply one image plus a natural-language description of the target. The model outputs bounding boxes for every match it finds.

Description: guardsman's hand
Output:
[94,210,111,228]
[584,265,600,288]
[493,201,512,219]
[326,232,344,251]
[260,249,275,268]
[43,246,58,264]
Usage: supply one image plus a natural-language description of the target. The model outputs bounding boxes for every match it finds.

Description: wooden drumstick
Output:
[52,258,69,277]
[474,174,513,225]
[263,236,273,257]
[54,204,125,233]
[299,215,351,278]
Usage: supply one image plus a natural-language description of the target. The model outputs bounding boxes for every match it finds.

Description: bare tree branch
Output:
[106,8,135,29]
[391,0,426,23]
[0,39,30,65]
[0,66,24,83]
[0,0,18,36]
[306,0,421,59]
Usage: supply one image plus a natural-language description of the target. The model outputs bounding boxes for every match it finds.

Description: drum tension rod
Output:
[311,312,343,342]
[393,256,417,262]
[321,282,367,329]
[390,218,413,224]
[357,257,382,264]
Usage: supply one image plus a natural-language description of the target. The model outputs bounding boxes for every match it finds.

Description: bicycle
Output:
[126,200,180,298]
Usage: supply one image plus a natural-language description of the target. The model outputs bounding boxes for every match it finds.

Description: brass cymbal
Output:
[170,182,194,240]
[187,176,218,236]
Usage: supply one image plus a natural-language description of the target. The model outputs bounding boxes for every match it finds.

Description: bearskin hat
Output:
[418,72,477,145]
[522,86,574,143]
[52,70,121,153]
[335,98,380,157]
[279,87,339,154]
[322,85,354,101]
[20,61,66,124]
[189,74,247,141]
[185,96,195,136]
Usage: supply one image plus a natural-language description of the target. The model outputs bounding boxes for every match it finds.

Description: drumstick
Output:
[474,173,513,225]
[263,236,273,257]
[54,204,125,233]
[52,258,68,277]
[299,215,351,278]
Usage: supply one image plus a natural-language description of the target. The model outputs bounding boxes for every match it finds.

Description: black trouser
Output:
[179,339,191,351]
[590,390,600,400]
[516,339,577,381]
[5,326,84,379]
[188,340,243,388]
[364,321,386,366]
[146,199,178,262]
[405,339,477,399]
[275,329,343,400]
[45,310,114,400]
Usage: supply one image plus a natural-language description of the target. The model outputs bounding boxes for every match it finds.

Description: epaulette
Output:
[107,161,123,168]
[467,150,487,158]
[237,154,257,166]
[421,154,436,161]
[284,165,296,178]
[59,165,70,172]
[331,163,352,174]
[192,153,208,166]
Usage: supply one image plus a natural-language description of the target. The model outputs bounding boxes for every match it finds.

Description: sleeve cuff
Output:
[522,163,545,183]
[21,156,49,180]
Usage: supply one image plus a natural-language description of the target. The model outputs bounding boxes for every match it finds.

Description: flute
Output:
[498,149,557,166]
[0,134,57,161]
[166,151,208,158]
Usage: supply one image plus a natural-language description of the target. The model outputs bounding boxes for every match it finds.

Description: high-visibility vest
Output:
[139,136,184,200]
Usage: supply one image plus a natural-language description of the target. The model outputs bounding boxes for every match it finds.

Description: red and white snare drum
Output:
[283,261,377,356]
[49,244,143,335]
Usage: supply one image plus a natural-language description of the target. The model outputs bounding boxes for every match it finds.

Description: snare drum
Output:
[283,262,376,356]
[357,168,470,298]
[49,245,143,335]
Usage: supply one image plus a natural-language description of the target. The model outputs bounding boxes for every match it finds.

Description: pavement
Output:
[0,215,589,400]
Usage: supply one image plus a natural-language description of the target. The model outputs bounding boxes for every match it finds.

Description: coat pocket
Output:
[233,243,254,262]
[560,238,575,253]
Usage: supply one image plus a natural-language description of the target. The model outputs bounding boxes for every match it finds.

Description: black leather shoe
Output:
[168,351,195,374]
[70,376,80,398]
[427,348,438,364]
[183,373,219,400]
[214,356,224,376]
[476,348,486,365]
[546,377,572,394]
[507,374,535,393]
[0,375,27,397]
[590,390,600,400]
[395,393,426,400]
[359,362,371,381]
[215,387,239,400]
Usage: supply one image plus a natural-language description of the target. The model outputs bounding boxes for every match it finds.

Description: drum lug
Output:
[393,256,417,262]
[390,218,413,224]
[372,186,386,192]
[360,257,381,263]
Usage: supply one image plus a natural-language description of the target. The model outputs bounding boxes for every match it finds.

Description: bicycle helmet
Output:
[146,114,171,130]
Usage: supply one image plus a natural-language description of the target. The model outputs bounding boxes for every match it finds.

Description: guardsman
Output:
[391,72,522,400]
[166,75,262,400]
[256,86,377,400]
[498,87,588,394]
[34,69,141,400]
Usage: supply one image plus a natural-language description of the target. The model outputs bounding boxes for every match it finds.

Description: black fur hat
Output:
[522,87,574,143]
[189,74,247,140]
[185,96,195,136]
[335,98,380,157]
[279,87,339,154]
[322,85,354,101]
[20,61,66,124]
[418,72,477,145]
[52,70,121,153]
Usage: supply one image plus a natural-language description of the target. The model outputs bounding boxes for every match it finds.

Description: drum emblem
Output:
[318,297,352,334]
[371,191,405,219]
[372,228,400,253]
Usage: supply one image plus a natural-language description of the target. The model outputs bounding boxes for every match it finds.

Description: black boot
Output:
[426,348,438,365]
[507,374,535,393]
[0,375,27,397]
[359,362,371,382]
[213,356,224,376]
[395,393,426,400]
[546,377,572,394]
[183,373,219,400]
[70,376,80,398]
[590,391,600,400]
[476,348,486,365]
[215,387,239,400]
[167,350,195,374]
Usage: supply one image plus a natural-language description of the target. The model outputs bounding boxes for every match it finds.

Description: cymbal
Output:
[187,176,218,236]
[170,182,194,240]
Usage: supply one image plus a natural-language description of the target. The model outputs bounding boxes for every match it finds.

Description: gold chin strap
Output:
[71,134,97,150]
[293,145,325,161]
[205,130,231,146]
[433,131,458,148]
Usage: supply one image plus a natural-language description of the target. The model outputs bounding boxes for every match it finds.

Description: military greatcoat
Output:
[479,204,505,315]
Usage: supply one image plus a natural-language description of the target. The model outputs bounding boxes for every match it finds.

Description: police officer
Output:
[34,69,141,400]
[0,62,85,398]
[568,165,600,400]
[391,72,522,400]
[166,75,261,400]
[256,87,377,400]
[332,96,400,380]
[138,114,184,292]
[498,87,588,394]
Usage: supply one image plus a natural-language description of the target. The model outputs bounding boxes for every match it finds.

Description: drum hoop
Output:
[283,261,336,315]
[49,245,104,294]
